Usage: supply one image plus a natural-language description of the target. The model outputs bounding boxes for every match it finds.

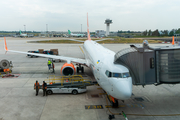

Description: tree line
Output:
[142,28,180,36]
[118,30,141,33]
[0,31,40,33]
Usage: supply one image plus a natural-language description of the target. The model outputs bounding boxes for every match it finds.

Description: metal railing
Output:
[45,75,91,86]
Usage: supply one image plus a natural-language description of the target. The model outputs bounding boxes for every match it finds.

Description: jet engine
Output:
[61,63,76,76]
[0,59,10,69]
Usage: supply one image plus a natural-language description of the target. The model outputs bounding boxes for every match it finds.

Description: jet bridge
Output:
[114,41,180,85]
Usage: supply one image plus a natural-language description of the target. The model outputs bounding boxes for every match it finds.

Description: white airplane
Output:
[4,14,132,102]
[68,30,85,37]
[19,30,27,37]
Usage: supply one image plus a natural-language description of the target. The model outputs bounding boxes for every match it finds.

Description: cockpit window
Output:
[105,70,111,77]
[122,73,130,78]
[112,73,122,78]
[105,70,130,78]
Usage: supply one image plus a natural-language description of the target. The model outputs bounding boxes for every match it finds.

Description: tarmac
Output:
[0,37,180,120]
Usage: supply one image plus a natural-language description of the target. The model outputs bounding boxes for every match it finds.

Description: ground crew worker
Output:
[47,59,52,70]
[34,80,40,96]
[42,81,47,96]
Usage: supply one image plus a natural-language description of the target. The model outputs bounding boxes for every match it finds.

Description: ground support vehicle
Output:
[27,51,39,58]
[35,75,96,95]
[46,85,87,95]
[27,49,58,58]
[43,50,53,55]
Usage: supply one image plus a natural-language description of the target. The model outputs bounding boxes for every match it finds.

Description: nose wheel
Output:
[106,94,119,108]
[77,65,84,73]
[111,99,119,108]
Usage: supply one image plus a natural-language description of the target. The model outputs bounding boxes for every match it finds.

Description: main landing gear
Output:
[77,65,84,73]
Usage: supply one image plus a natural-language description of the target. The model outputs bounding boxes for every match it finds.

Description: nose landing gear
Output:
[111,98,119,108]
[107,95,119,108]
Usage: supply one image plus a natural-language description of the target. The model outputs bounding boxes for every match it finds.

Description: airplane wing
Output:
[95,38,112,42]
[4,37,88,66]
[68,39,84,43]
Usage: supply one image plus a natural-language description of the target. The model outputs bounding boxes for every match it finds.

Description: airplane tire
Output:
[111,99,119,108]
[46,90,53,95]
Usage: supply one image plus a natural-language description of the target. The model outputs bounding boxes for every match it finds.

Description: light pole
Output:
[174,34,180,45]
[81,24,82,33]
[46,24,48,33]
[24,25,26,33]
[46,24,48,37]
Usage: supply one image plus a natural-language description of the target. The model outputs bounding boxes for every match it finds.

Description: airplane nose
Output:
[114,78,132,100]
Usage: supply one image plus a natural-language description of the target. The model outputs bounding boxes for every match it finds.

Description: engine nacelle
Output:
[0,59,10,69]
[61,63,76,76]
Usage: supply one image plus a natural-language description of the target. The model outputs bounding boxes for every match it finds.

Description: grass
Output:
[0,33,16,35]
[36,37,163,44]
[37,40,85,44]
[98,38,162,43]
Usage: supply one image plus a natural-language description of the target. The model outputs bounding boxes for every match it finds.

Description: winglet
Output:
[87,13,91,40]
[172,36,174,45]
[4,37,8,51]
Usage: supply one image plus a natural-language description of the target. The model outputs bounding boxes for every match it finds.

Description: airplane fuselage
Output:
[20,34,27,37]
[71,33,84,37]
[83,40,132,100]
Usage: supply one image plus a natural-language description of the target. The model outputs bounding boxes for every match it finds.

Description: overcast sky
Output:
[0,0,179,32]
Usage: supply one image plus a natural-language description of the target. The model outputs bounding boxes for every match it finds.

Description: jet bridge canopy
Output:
[114,43,180,85]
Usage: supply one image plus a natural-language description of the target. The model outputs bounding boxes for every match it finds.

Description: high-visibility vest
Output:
[34,82,40,89]
[48,61,52,65]
[35,83,39,86]
[42,84,47,89]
